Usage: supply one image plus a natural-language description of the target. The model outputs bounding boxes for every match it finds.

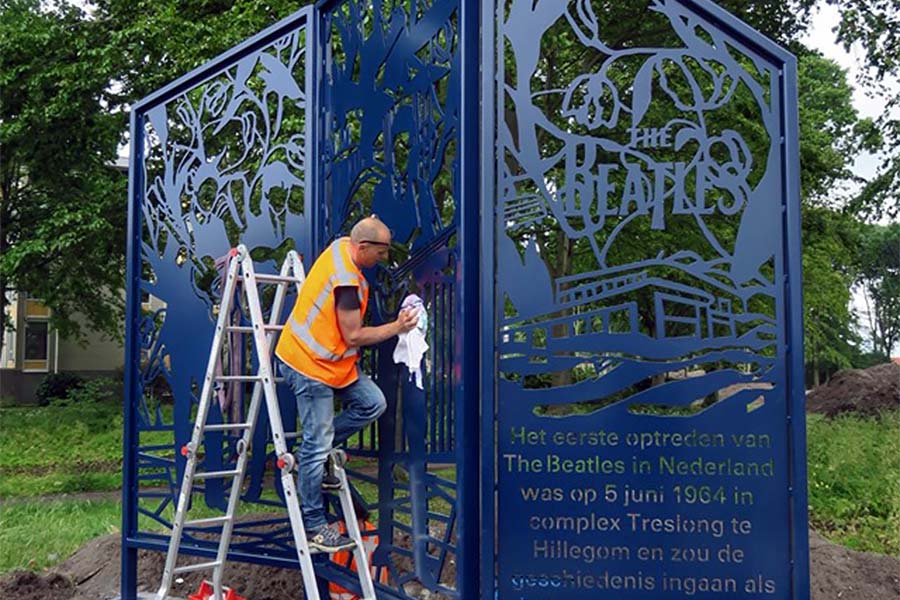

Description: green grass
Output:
[0,400,127,497]
[0,400,125,470]
[0,495,278,573]
[0,498,122,572]
[1,399,898,576]
[0,482,381,574]
[807,411,900,555]
[0,397,172,497]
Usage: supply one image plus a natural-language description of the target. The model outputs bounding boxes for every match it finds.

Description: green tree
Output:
[1,0,315,341]
[795,52,876,383]
[856,222,900,358]
[0,0,126,341]
[827,0,900,219]
[797,51,875,202]
[802,207,862,385]
[94,0,311,105]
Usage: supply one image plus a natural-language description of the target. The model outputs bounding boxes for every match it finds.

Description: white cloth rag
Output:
[393,294,429,389]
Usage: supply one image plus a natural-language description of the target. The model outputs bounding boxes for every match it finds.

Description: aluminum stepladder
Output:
[155,244,376,600]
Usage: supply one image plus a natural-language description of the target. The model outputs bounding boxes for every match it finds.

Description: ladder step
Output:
[226,325,283,333]
[194,469,241,480]
[203,422,252,432]
[241,274,300,284]
[173,560,222,574]
[215,375,285,383]
[185,516,232,528]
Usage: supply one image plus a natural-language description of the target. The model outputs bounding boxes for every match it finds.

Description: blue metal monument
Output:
[124,1,807,599]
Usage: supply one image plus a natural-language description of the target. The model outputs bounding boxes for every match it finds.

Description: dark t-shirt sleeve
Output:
[334,286,361,311]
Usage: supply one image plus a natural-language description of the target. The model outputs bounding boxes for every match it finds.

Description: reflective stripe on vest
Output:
[288,317,357,361]
[287,241,363,362]
[275,238,369,387]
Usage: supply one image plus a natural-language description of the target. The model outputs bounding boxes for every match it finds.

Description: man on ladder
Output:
[275,215,419,552]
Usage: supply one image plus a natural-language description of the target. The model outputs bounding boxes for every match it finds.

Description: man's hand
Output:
[395,307,419,334]
[337,305,420,347]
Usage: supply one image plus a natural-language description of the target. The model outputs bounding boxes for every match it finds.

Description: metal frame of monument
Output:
[123,1,807,599]
[480,1,808,599]
[123,3,479,599]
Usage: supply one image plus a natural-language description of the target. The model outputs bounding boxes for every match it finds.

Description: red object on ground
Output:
[188,580,246,600]
[187,581,212,600]
[181,445,189,457]
[229,248,239,257]
[329,520,387,600]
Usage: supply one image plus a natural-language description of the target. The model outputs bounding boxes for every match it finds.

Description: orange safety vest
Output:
[275,238,369,388]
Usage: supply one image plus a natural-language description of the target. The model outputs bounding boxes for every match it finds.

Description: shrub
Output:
[61,378,115,405]
[35,372,85,406]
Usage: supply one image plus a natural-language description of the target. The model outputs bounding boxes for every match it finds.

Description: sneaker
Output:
[306,525,356,553]
[322,454,342,491]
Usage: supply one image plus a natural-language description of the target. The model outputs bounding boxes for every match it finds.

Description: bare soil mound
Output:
[0,528,896,600]
[807,362,900,417]
[53,532,307,600]
[0,570,74,600]
[809,529,900,599]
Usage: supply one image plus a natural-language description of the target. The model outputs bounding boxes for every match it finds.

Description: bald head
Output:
[350,217,390,245]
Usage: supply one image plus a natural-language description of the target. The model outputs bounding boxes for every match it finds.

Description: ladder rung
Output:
[226,325,283,332]
[241,274,300,284]
[173,560,222,574]
[194,469,241,480]
[185,516,232,528]
[214,375,284,383]
[204,422,252,432]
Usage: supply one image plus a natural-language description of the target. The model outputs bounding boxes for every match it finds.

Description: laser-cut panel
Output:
[490,1,802,598]
[321,0,462,597]
[131,13,315,557]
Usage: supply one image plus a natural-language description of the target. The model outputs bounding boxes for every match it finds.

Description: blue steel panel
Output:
[124,10,320,599]
[456,0,481,598]
[781,55,811,600]
[485,1,807,599]
[122,102,144,600]
[319,0,464,596]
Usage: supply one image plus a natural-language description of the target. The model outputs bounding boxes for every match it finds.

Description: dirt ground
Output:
[806,362,900,417]
[1,527,897,600]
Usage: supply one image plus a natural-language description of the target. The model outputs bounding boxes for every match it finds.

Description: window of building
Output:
[23,320,50,371]
[23,295,51,372]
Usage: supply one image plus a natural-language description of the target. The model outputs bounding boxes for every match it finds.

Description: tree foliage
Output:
[0,0,312,341]
[856,222,900,358]
[802,207,862,384]
[794,51,875,380]
[0,0,126,341]
[797,51,873,202]
[828,0,900,219]
[0,0,895,375]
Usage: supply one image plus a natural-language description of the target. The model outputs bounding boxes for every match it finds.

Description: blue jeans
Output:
[278,360,386,530]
